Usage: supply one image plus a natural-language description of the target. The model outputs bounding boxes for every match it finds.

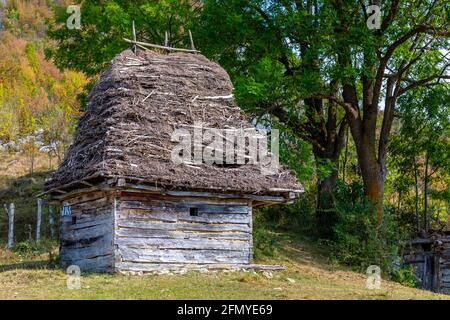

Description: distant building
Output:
[405,233,450,293]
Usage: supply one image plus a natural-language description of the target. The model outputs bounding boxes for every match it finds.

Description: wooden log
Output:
[61,254,114,273]
[6,203,14,249]
[116,237,248,251]
[132,20,136,54]
[115,262,285,273]
[36,198,42,242]
[164,31,169,47]
[117,219,251,233]
[188,29,196,51]
[119,208,249,224]
[48,205,55,239]
[123,38,201,53]
[119,247,249,264]
[115,227,250,241]
[120,200,249,214]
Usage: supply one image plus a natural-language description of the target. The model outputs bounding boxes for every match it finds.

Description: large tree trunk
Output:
[355,137,386,227]
[316,161,339,239]
[313,140,342,239]
[361,168,385,226]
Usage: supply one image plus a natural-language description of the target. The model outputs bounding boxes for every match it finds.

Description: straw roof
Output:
[44,49,302,195]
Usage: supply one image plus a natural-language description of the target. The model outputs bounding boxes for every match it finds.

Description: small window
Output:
[190,207,199,216]
[71,216,77,225]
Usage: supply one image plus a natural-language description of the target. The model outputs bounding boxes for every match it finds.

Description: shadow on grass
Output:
[254,228,340,273]
[0,259,54,273]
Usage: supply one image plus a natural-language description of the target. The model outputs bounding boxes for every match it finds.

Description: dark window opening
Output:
[72,216,77,225]
[190,207,199,216]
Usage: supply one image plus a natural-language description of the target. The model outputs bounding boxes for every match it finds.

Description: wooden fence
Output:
[3,199,56,249]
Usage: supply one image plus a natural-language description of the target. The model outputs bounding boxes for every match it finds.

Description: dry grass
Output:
[0,152,447,300]
[0,237,448,300]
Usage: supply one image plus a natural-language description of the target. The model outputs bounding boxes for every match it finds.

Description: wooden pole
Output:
[123,38,200,53]
[132,20,137,55]
[7,203,14,249]
[48,205,55,239]
[188,30,196,51]
[36,198,42,242]
[164,31,169,47]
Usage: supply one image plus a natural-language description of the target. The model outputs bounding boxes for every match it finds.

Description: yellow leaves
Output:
[0,27,87,143]
[0,109,15,142]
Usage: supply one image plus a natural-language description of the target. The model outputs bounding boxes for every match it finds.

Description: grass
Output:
[0,233,448,300]
[0,152,447,300]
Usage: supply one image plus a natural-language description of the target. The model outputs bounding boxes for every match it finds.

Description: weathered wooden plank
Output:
[116,237,248,251]
[115,227,250,241]
[121,200,248,214]
[115,262,283,272]
[69,197,111,211]
[115,262,226,272]
[248,205,253,262]
[120,192,249,205]
[65,191,111,205]
[117,219,251,233]
[60,243,113,261]
[61,215,112,232]
[118,209,249,224]
[119,248,249,264]
[61,254,114,273]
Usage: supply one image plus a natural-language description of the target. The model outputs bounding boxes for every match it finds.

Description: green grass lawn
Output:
[0,233,448,300]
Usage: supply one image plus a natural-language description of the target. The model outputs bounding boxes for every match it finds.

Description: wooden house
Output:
[405,234,450,293]
[42,49,303,273]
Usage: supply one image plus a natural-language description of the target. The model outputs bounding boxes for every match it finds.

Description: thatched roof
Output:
[44,49,302,195]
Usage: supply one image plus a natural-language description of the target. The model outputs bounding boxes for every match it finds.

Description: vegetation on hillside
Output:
[0,228,446,300]
[0,0,448,299]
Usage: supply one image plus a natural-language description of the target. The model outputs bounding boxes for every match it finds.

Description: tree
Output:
[47,0,201,75]
[390,84,450,235]
[196,0,348,237]
[326,0,449,225]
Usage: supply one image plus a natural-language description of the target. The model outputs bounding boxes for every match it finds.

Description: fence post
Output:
[7,203,14,249]
[48,204,55,239]
[36,198,42,242]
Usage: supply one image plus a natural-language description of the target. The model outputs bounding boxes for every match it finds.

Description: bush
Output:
[252,213,281,259]
[391,265,417,288]
[255,189,317,236]
[13,239,56,257]
[329,181,404,274]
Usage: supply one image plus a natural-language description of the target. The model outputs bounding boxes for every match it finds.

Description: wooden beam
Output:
[123,38,201,53]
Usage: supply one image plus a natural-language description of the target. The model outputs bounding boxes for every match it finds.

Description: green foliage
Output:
[256,189,317,235]
[391,265,417,288]
[329,181,405,273]
[388,84,450,232]
[253,225,279,259]
[13,239,56,256]
[46,0,200,75]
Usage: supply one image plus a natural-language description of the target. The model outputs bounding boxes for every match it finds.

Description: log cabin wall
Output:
[437,241,450,294]
[59,190,115,272]
[404,239,450,294]
[114,191,253,272]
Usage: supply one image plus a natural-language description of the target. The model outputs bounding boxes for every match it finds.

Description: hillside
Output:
[0,153,443,299]
[0,229,447,300]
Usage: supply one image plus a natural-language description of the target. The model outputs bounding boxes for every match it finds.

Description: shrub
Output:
[330,181,404,274]
[391,265,417,288]
[13,239,56,257]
